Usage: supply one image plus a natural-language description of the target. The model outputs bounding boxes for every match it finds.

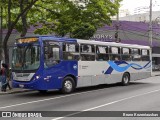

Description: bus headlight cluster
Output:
[36,75,40,79]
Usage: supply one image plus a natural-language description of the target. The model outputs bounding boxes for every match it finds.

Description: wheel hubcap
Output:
[124,76,129,83]
[64,81,72,92]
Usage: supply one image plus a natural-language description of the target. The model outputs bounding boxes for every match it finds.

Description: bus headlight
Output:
[36,75,40,79]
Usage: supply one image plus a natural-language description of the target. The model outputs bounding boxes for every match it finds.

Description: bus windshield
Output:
[12,44,40,71]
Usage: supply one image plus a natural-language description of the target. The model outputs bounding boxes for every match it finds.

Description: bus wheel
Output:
[61,77,75,94]
[121,73,130,86]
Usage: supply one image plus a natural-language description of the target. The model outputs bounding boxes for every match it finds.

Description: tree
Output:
[0,0,38,64]
[34,0,121,39]
[0,0,121,64]
[0,0,73,63]
[34,0,77,36]
[71,23,96,39]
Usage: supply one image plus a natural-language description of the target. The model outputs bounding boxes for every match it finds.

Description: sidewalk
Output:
[0,88,31,95]
[152,71,160,76]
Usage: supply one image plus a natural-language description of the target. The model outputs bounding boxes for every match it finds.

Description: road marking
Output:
[0,87,117,110]
[51,89,160,120]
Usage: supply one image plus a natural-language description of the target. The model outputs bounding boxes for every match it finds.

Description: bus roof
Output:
[17,36,150,49]
[41,36,150,49]
[76,39,150,49]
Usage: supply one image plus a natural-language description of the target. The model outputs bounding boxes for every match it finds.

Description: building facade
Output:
[120,11,160,23]
[92,20,160,71]
[1,17,160,71]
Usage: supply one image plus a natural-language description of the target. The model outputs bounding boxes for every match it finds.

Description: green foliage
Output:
[34,24,55,35]
[0,0,38,63]
[0,0,39,33]
[33,0,122,39]
[0,0,121,38]
[71,23,96,39]
[0,0,122,63]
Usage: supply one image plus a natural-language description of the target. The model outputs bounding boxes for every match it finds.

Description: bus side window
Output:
[63,43,80,61]
[109,47,121,61]
[80,44,95,61]
[132,48,141,61]
[141,49,150,61]
[121,48,131,61]
[96,46,109,61]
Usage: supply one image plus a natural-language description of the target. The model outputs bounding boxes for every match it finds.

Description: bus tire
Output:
[61,77,75,94]
[121,73,130,86]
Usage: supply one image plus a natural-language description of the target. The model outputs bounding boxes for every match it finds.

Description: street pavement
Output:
[0,74,160,120]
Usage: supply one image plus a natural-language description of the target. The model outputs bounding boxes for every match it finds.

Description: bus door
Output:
[43,41,62,89]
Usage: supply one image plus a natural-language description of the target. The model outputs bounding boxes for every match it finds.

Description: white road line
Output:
[0,87,113,110]
[51,89,160,120]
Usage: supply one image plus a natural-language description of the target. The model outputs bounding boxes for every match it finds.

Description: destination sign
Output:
[17,38,38,43]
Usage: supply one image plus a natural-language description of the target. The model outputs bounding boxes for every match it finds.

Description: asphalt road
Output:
[0,76,160,120]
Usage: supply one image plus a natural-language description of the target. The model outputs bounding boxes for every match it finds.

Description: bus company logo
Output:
[73,64,78,70]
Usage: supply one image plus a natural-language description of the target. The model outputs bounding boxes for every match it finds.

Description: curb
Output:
[155,75,160,76]
[151,74,160,77]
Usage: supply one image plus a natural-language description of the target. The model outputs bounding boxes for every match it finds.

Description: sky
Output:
[120,0,160,14]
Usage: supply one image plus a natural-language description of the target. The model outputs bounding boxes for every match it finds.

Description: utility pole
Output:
[0,6,3,64]
[110,0,120,42]
[115,10,119,42]
[114,0,120,43]
[149,0,152,47]
[149,0,153,75]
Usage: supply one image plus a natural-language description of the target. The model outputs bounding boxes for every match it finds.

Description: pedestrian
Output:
[0,63,7,92]
[6,67,12,90]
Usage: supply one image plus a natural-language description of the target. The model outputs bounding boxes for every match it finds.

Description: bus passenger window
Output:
[81,54,95,61]
[132,49,141,61]
[63,43,80,61]
[96,46,109,61]
[115,57,119,61]
[109,47,121,61]
[80,44,95,61]
[121,48,131,61]
[141,49,150,61]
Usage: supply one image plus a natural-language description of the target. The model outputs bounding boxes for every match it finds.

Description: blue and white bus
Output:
[12,36,151,93]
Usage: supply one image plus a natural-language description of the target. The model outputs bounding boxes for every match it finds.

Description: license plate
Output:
[19,84,24,88]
